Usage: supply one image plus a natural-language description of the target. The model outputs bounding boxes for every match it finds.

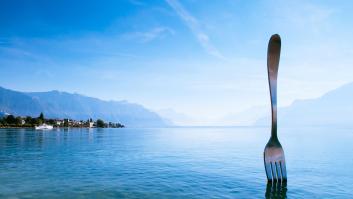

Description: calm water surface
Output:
[0,127,353,198]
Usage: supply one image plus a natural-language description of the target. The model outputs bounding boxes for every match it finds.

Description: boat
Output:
[35,123,53,130]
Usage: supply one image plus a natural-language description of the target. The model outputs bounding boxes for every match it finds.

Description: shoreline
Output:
[0,126,124,129]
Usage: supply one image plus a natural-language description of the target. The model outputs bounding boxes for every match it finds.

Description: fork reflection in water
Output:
[265,181,287,199]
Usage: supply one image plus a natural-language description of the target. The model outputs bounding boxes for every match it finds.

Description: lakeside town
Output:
[0,112,124,128]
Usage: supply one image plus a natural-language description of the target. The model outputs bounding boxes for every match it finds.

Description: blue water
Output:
[0,127,352,198]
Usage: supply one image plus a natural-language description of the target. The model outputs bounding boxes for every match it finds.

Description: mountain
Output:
[255,82,353,126]
[219,106,268,126]
[157,108,195,126]
[0,87,167,127]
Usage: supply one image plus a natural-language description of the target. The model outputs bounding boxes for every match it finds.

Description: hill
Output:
[256,82,353,126]
[0,87,166,127]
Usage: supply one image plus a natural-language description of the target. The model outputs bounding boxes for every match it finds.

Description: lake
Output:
[0,127,352,198]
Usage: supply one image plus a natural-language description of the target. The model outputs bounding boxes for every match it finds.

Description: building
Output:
[56,120,63,126]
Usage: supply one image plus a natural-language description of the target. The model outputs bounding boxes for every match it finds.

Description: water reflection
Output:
[265,181,287,199]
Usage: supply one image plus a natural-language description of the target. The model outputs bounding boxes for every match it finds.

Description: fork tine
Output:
[270,162,277,181]
[275,162,282,181]
[265,162,273,181]
[280,161,287,181]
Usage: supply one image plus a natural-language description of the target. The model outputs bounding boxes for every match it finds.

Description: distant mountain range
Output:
[256,82,353,126]
[0,87,167,127]
[219,106,269,126]
[3,81,352,127]
[157,108,195,126]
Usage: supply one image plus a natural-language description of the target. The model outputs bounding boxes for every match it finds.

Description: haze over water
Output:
[0,127,352,198]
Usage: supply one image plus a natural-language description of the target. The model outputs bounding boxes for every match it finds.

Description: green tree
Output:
[36,112,45,125]
[63,119,69,127]
[15,116,22,125]
[25,116,33,124]
[5,115,16,124]
[96,119,105,128]
[0,117,3,126]
[48,119,55,125]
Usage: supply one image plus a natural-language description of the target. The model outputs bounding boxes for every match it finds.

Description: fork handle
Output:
[267,34,281,139]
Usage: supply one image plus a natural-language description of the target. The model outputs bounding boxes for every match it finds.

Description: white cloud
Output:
[122,27,175,43]
[165,0,226,60]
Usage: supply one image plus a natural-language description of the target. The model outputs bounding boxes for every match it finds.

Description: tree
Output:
[25,116,32,123]
[48,119,55,125]
[5,115,16,124]
[63,119,69,127]
[15,116,22,125]
[96,119,105,128]
[39,112,44,120]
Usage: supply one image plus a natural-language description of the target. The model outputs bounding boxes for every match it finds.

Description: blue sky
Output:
[1,0,353,125]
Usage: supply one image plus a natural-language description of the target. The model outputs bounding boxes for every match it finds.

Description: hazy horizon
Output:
[1,0,353,125]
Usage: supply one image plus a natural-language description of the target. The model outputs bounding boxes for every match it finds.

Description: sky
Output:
[1,0,353,125]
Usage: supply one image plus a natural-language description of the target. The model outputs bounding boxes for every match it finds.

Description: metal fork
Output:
[263,34,287,182]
